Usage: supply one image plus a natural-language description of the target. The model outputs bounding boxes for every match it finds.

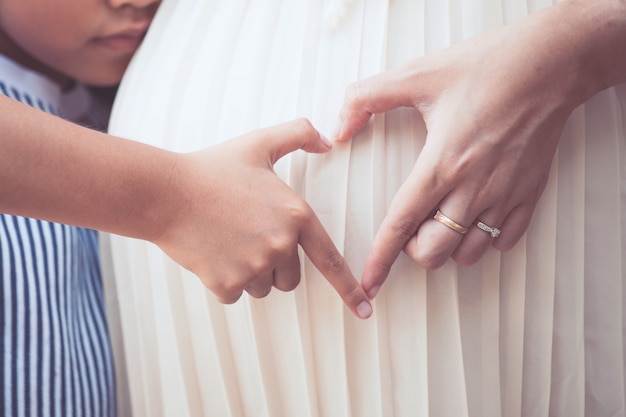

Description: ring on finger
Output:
[474,220,501,238]
[433,209,468,234]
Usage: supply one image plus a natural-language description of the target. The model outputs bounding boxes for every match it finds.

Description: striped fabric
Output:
[0,59,116,417]
[0,80,59,116]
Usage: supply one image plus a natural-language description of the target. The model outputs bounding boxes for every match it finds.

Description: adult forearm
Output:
[542,0,626,100]
[0,94,178,241]
[449,0,626,118]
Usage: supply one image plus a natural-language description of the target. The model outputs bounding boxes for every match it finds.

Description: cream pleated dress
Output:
[103,0,626,416]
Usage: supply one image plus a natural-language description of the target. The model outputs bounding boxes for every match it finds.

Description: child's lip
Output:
[95,27,148,52]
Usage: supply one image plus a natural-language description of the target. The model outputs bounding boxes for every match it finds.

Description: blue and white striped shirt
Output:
[1,55,116,417]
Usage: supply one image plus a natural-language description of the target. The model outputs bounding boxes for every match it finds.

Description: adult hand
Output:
[333,1,619,298]
[155,118,373,318]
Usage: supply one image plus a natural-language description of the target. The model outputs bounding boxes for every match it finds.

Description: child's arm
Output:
[0,95,372,319]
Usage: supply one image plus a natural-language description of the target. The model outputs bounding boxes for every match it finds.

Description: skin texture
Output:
[0,0,373,317]
[0,0,159,86]
[157,120,370,314]
[333,0,626,299]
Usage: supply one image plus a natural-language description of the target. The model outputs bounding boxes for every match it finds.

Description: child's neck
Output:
[0,29,73,90]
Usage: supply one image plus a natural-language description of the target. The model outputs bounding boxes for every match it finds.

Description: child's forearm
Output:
[0,94,178,241]
[0,102,374,317]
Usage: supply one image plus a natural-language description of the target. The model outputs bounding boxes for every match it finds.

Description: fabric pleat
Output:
[102,0,626,416]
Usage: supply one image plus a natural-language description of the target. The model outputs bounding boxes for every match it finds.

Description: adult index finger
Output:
[334,63,424,142]
[361,156,445,299]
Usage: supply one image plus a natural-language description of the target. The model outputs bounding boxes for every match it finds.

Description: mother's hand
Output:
[334,2,605,299]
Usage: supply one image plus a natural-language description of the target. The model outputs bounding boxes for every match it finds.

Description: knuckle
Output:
[345,80,370,111]
[292,117,316,137]
[245,256,272,277]
[406,222,455,270]
[452,251,480,267]
[212,281,244,304]
[220,294,242,305]
[390,217,420,240]
[266,233,295,256]
[205,268,260,302]
[284,199,313,223]
[437,160,464,187]
[492,224,523,252]
[493,235,516,252]
[412,247,448,270]
[275,274,300,292]
[341,281,364,304]
[369,259,393,279]
[246,285,272,299]
[435,146,482,189]
[212,278,245,301]
[418,256,447,271]
[324,250,348,274]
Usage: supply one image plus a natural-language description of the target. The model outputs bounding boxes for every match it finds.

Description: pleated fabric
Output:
[104,0,626,416]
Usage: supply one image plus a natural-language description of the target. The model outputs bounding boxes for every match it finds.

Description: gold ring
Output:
[433,210,468,234]
[474,220,501,238]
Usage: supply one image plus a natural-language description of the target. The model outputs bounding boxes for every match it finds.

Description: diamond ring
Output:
[474,220,501,238]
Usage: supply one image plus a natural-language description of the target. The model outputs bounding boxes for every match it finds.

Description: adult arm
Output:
[0,95,372,318]
[332,0,626,298]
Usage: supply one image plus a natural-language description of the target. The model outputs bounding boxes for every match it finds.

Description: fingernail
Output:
[320,134,334,149]
[356,300,373,319]
[366,285,380,300]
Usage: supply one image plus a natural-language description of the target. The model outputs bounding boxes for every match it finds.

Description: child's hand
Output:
[155,118,373,319]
